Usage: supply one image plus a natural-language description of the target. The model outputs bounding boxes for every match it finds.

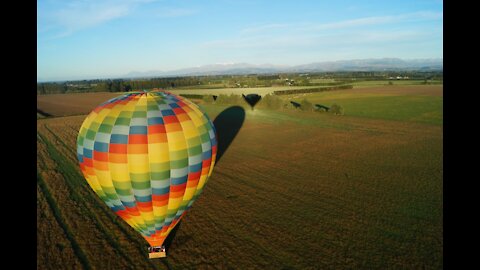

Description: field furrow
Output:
[37,130,162,269]
[37,173,85,270]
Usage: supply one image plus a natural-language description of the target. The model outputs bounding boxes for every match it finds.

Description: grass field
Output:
[308,78,337,84]
[350,80,442,88]
[282,85,442,125]
[37,85,442,269]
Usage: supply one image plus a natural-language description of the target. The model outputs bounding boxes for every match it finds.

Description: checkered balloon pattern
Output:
[76,90,217,247]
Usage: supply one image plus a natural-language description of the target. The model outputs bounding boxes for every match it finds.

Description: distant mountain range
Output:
[37,58,443,82]
[124,58,442,78]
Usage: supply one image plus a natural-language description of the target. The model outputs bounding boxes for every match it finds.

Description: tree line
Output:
[37,77,203,95]
[37,71,442,95]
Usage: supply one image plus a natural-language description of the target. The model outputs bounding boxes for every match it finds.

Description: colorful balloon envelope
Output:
[76,91,217,247]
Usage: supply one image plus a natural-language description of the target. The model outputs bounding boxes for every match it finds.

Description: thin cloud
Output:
[310,11,442,31]
[203,30,435,50]
[238,11,442,34]
[203,34,318,49]
[240,23,291,34]
[156,8,198,18]
[203,11,442,50]
[39,0,156,37]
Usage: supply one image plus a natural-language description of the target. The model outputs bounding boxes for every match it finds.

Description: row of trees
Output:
[37,77,202,95]
[201,93,344,115]
[273,85,353,95]
[37,71,443,95]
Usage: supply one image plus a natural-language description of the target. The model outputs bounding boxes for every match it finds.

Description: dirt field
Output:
[37,86,443,269]
[37,92,121,116]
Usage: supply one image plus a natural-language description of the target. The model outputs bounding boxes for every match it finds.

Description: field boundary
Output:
[273,84,353,95]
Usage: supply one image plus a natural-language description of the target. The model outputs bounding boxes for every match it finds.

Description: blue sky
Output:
[37,0,443,81]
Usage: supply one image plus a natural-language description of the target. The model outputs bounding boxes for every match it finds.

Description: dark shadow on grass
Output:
[164,221,182,252]
[213,106,246,164]
[152,222,182,269]
[315,104,330,111]
[37,108,52,117]
[290,101,301,109]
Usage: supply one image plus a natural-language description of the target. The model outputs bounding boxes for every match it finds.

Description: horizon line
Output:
[37,57,443,83]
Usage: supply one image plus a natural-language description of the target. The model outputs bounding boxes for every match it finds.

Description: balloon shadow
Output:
[213,106,246,164]
[164,221,182,252]
[242,94,261,110]
[37,109,52,117]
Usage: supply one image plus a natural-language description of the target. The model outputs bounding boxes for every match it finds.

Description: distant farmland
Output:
[37,92,122,117]
[167,85,325,96]
[280,85,442,125]
[37,86,324,117]
[37,85,443,269]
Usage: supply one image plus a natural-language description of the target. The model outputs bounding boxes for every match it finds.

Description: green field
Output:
[308,78,337,84]
[37,85,443,269]
[281,85,443,125]
[350,80,442,88]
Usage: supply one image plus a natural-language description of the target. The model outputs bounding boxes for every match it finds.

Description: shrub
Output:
[180,94,204,99]
[273,84,353,95]
[202,95,213,104]
[330,104,344,115]
[216,94,243,105]
[259,94,284,110]
[300,99,313,111]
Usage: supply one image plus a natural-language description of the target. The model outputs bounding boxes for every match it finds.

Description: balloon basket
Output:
[148,246,166,259]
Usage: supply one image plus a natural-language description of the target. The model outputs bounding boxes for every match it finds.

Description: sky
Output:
[37,0,443,81]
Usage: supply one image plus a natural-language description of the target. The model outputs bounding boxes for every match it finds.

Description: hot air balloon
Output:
[76,90,217,258]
